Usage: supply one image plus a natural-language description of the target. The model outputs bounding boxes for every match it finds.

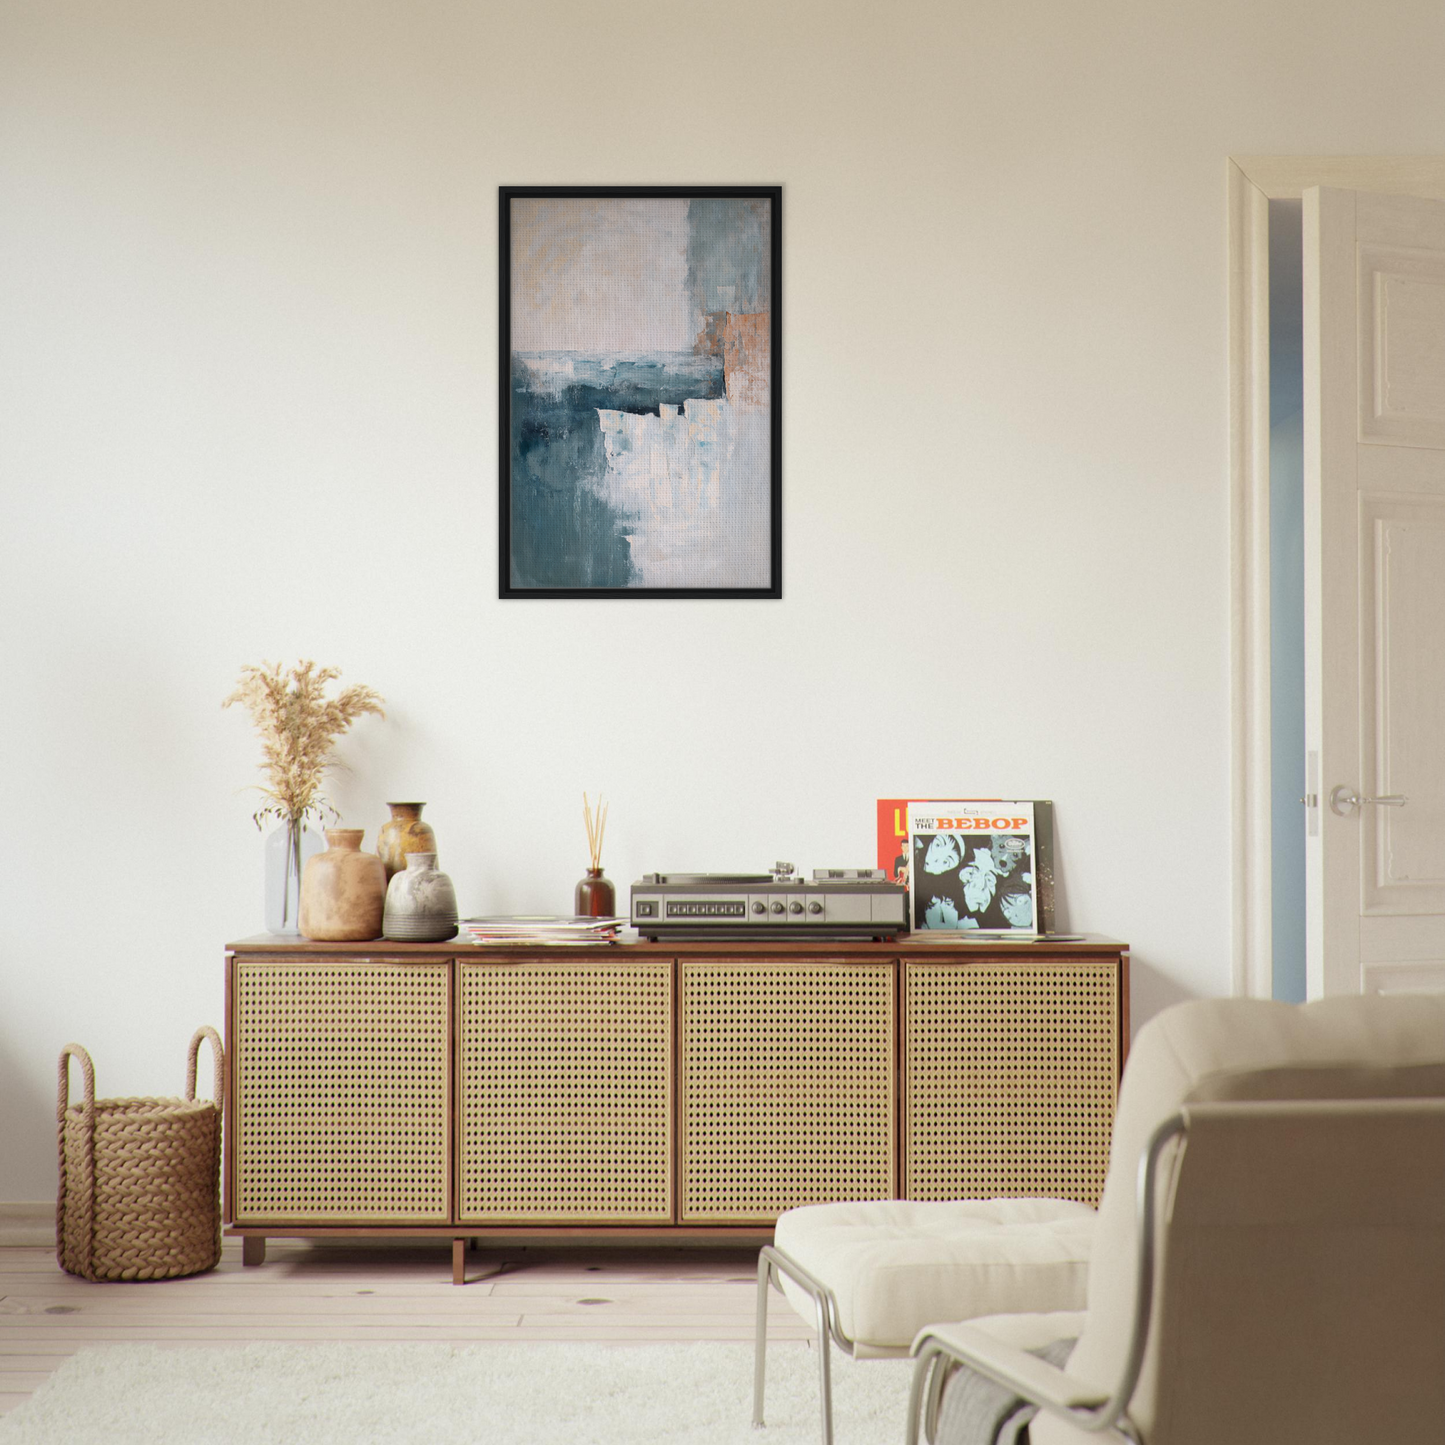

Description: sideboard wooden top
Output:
[228,932,1127,958]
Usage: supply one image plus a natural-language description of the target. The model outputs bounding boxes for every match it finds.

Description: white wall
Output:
[3,0,1442,1200]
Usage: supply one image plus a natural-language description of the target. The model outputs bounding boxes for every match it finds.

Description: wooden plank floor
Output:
[0,1239,811,1416]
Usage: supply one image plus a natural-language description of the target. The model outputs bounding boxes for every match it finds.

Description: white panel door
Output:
[1305,187,1445,996]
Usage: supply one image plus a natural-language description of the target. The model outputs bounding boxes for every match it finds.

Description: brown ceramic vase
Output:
[376,802,438,881]
[299,829,386,941]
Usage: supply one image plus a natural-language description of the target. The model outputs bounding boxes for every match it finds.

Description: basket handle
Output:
[57,1043,95,1125]
[56,1043,98,1277]
[185,1026,225,1109]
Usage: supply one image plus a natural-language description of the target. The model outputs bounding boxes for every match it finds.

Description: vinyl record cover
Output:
[876,798,932,886]
[878,798,1056,933]
[909,801,1036,932]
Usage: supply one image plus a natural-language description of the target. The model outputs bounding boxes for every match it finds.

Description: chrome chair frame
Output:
[904,1114,1186,1445]
[753,1243,872,1445]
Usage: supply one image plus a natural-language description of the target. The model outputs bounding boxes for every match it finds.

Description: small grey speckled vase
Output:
[382,852,458,942]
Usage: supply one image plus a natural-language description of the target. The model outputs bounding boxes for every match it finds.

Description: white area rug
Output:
[0,1340,914,1444]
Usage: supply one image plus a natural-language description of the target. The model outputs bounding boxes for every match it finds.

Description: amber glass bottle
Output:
[574,867,616,918]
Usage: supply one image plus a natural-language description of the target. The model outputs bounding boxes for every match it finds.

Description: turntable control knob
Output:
[752,901,766,914]
[770,901,785,915]
[789,901,804,915]
[808,901,823,915]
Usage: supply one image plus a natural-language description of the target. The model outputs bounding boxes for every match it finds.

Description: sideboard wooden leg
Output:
[241,1236,266,1268]
[452,1237,465,1285]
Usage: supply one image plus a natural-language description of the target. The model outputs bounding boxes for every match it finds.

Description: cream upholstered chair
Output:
[907,993,1445,1445]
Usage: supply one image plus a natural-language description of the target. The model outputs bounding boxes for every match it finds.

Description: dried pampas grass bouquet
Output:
[223,660,385,830]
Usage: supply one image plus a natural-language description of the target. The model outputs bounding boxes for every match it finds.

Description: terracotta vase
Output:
[574,867,616,918]
[299,829,385,941]
[376,802,438,881]
[383,853,459,942]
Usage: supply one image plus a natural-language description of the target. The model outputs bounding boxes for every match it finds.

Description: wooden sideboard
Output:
[224,935,1129,1281]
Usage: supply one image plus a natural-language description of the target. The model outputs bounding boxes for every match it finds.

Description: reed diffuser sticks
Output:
[583,792,608,870]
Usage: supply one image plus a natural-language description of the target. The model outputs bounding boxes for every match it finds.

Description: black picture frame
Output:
[499,185,782,599]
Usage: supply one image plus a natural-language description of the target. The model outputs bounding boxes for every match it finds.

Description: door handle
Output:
[1329,785,1408,816]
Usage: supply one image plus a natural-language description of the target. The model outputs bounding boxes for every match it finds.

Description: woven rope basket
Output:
[56,1027,224,1282]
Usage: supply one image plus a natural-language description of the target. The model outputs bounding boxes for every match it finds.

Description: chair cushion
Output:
[772,1198,1096,1355]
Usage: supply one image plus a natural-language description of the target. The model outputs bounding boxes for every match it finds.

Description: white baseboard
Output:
[0,1202,54,1247]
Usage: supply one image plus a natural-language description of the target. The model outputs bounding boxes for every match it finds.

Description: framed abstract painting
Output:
[499,186,781,598]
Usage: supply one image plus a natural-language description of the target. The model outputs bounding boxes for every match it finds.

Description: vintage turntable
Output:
[630,862,907,941]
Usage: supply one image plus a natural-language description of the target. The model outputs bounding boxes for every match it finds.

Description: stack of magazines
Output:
[458,915,627,946]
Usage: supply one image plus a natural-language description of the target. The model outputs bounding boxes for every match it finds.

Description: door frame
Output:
[1227,157,1445,998]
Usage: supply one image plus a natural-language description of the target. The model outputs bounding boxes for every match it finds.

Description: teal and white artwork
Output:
[500,188,781,598]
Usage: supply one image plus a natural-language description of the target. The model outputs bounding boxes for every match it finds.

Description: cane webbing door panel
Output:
[679,959,895,1223]
[233,959,450,1223]
[904,960,1118,1205]
[457,959,673,1222]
